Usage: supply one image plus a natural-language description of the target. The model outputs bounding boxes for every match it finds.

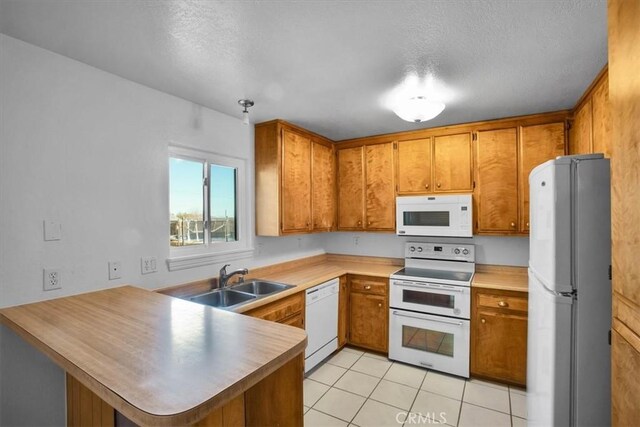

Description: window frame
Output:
[167,145,253,271]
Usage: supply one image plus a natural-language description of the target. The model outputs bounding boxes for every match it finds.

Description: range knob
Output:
[417,247,423,252]
[462,249,470,255]
[409,246,416,252]
[454,248,461,255]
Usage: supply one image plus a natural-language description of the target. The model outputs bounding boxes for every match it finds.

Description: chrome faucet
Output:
[218,264,249,289]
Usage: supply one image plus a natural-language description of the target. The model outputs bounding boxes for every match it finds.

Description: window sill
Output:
[167,248,255,272]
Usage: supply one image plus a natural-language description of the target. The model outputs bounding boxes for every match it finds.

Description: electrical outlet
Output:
[353,236,360,246]
[141,256,157,274]
[108,261,122,280]
[43,268,61,291]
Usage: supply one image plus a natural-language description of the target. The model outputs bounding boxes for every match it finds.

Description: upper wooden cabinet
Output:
[396,138,432,194]
[311,141,336,232]
[475,128,519,233]
[337,143,395,231]
[255,120,335,236]
[281,130,312,233]
[475,122,566,235]
[569,68,611,158]
[518,122,566,232]
[433,132,474,192]
[337,146,365,229]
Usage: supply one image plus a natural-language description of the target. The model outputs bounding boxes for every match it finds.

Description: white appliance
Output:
[527,154,611,427]
[396,195,473,237]
[305,278,339,372]
[389,242,475,378]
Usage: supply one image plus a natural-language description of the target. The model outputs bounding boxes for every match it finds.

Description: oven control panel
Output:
[405,242,475,262]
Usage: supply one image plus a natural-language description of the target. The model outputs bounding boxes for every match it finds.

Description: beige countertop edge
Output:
[472,265,528,292]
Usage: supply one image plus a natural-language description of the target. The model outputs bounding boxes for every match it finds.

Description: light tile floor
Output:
[304,347,527,427]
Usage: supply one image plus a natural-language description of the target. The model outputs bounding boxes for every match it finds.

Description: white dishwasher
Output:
[304,278,339,372]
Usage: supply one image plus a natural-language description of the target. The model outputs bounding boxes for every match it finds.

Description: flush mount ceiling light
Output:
[393,96,445,123]
[383,74,451,123]
[238,99,254,125]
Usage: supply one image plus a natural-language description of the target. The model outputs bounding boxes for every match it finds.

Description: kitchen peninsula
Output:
[0,286,307,426]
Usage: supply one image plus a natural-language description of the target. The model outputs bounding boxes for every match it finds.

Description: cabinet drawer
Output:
[279,312,304,329]
[477,293,528,312]
[349,276,387,295]
[246,292,304,322]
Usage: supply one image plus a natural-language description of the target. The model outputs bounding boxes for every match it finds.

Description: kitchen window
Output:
[167,146,252,271]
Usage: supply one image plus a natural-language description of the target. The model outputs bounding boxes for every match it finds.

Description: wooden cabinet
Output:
[396,138,432,194]
[475,128,519,233]
[348,275,388,352]
[475,124,565,235]
[311,141,336,231]
[245,292,305,328]
[433,132,473,192]
[337,143,395,231]
[518,122,566,232]
[569,69,611,158]
[365,143,395,230]
[255,120,335,236]
[281,130,312,233]
[337,146,365,229]
[471,288,528,387]
[338,275,349,348]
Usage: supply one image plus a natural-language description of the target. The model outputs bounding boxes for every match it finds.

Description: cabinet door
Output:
[311,141,336,231]
[365,143,395,230]
[349,292,388,352]
[519,122,566,232]
[337,147,365,230]
[433,133,473,192]
[281,130,311,233]
[570,99,593,155]
[338,276,349,347]
[591,76,611,158]
[475,128,518,233]
[397,138,432,194]
[472,308,528,386]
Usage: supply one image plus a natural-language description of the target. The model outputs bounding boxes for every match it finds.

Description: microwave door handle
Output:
[392,310,463,326]
[396,282,464,293]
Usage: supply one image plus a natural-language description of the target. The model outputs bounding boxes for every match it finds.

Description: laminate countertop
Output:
[472,265,528,292]
[0,286,307,426]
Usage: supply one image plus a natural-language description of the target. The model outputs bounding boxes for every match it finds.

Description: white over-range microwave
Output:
[396,194,473,237]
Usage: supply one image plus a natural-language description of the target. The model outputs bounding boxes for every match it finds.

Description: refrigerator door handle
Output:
[529,265,575,298]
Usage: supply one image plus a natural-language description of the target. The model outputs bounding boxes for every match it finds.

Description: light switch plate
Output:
[43,220,62,241]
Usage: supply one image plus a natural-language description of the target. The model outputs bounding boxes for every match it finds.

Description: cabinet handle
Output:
[481,318,486,324]
[357,220,362,226]
[368,221,372,226]
[365,285,371,290]
[510,222,516,228]
[425,184,430,189]
[526,222,529,228]
[437,183,441,188]
[498,301,509,308]
[378,303,382,308]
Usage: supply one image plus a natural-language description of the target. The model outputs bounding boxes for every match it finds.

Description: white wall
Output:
[0,34,528,424]
[0,34,326,425]
[320,233,529,266]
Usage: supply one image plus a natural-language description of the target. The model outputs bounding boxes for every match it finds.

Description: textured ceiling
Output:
[0,0,607,140]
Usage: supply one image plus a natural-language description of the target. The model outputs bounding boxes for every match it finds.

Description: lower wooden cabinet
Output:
[348,275,388,353]
[245,292,305,328]
[471,287,528,386]
[338,275,349,347]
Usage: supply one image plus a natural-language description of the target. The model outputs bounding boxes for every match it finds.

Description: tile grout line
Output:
[347,355,395,425]
[455,378,467,427]
[402,368,430,427]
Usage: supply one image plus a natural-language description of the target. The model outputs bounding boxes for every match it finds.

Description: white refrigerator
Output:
[527,154,611,427]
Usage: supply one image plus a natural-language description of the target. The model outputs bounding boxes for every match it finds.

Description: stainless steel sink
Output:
[231,280,294,296]
[189,289,256,309]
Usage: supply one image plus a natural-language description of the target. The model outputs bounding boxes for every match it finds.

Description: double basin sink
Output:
[189,280,294,310]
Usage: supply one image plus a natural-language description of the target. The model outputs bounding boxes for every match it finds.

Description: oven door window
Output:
[402,289,455,309]
[403,211,450,226]
[402,325,454,357]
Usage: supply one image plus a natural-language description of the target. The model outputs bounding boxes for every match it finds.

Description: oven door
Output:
[389,309,470,378]
[390,280,471,319]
